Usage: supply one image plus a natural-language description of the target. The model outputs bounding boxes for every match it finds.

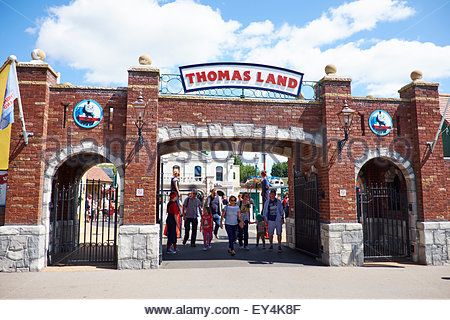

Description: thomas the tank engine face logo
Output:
[368,109,393,136]
[73,99,103,129]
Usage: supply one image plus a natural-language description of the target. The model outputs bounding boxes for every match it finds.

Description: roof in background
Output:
[85,166,112,183]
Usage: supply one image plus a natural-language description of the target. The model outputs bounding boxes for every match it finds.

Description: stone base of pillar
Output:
[285,217,295,249]
[417,222,450,266]
[117,224,160,269]
[320,223,364,266]
[0,225,46,272]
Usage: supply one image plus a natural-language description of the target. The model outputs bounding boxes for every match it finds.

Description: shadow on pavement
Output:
[161,236,324,269]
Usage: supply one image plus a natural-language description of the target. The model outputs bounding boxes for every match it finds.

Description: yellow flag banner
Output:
[0,62,12,170]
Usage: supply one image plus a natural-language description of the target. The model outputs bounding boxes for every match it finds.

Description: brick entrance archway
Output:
[42,145,125,266]
[0,56,448,272]
[356,156,413,260]
[354,150,419,263]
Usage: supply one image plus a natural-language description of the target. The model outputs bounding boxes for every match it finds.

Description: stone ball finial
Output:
[138,54,152,65]
[410,70,423,81]
[325,64,337,75]
[31,49,46,61]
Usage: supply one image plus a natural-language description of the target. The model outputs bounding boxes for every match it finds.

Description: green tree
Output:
[271,161,288,177]
[241,164,259,182]
[234,155,259,182]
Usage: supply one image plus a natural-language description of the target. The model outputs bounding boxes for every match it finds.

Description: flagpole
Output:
[9,56,28,145]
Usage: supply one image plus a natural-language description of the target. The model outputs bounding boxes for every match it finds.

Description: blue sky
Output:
[1,0,449,97]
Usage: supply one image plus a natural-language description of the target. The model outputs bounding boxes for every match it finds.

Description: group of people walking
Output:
[165,168,286,256]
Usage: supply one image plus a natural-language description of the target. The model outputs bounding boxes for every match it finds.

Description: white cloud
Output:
[329,0,415,31]
[241,20,274,36]
[25,27,37,35]
[235,0,415,53]
[34,0,450,96]
[320,39,450,96]
[37,0,239,84]
[233,0,449,97]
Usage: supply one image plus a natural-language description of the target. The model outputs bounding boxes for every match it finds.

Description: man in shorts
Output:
[262,189,285,252]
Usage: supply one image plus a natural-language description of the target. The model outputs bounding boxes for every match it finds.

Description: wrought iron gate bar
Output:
[357,184,409,259]
[49,179,119,266]
[294,171,320,257]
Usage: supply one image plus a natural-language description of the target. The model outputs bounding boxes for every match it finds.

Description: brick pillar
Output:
[399,79,450,265]
[0,61,57,272]
[118,64,160,269]
[318,75,356,223]
[5,63,57,224]
[317,74,363,266]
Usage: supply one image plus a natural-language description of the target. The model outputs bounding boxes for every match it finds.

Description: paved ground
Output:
[1,231,450,299]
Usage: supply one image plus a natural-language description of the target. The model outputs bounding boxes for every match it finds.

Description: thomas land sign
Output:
[179,62,304,97]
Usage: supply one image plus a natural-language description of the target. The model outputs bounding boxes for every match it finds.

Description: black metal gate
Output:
[48,179,119,265]
[357,184,410,259]
[294,171,320,256]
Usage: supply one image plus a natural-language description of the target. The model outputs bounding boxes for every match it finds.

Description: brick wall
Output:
[158,97,322,133]
[446,160,450,215]
[3,63,448,227]
[5,64,57,224]
[317,77,355,223]
[122,67,160,225]
[399,82,448,221]
[45,87,127,166]
[317,77,423,223]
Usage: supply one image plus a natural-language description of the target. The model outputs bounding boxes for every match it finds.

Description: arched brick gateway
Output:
[41,144,125,266]
[0,57,448,272]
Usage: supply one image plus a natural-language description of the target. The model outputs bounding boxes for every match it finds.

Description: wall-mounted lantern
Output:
[337,100,355,153]
[133,92,146,146]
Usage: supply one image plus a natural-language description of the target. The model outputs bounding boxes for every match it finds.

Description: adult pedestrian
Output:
[263,189,285,252]
[238,192,253,250]
[222,195,229,206]
[85,193,92,223]
[170,166,181,199]
[204,188,222,239]
[166,191,180,253]
[170,166,182,236]
[237,194,243,207]
[220,195,242,256]
[182,188,202,247]
[260,170,271,211]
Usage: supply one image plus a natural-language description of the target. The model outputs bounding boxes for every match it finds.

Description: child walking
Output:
[255,214,266,249]
[200,209,213,250]
[166,192,181,254]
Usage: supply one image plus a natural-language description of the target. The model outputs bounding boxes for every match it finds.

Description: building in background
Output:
[161,151,240,203]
